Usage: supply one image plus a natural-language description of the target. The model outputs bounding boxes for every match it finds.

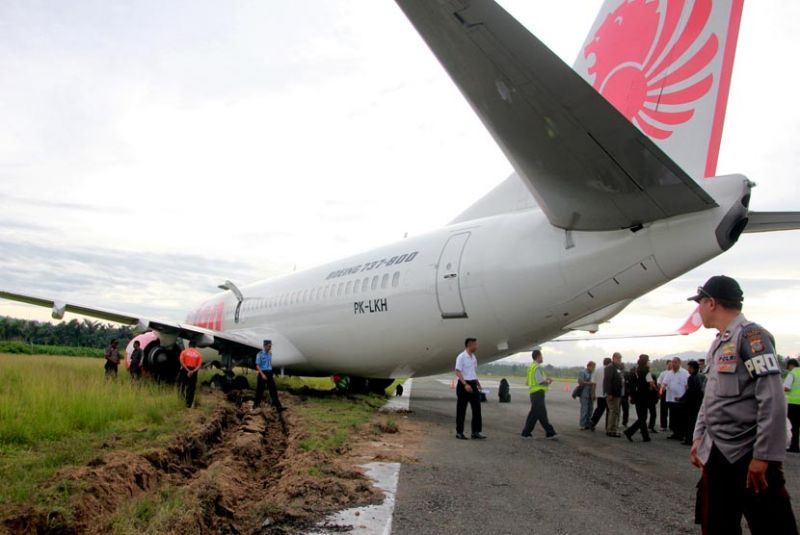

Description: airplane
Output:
[3,0,800,393]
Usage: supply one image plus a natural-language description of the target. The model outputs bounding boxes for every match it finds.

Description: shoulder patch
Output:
[739,323,779,378]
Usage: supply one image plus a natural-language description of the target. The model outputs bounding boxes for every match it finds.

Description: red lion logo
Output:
[584,0,718,139]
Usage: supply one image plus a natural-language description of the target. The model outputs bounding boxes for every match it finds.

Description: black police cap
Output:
[263,339,272,345]
[687,275,744,303]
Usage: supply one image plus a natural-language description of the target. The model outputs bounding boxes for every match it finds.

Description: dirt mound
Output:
[1,393,398,534]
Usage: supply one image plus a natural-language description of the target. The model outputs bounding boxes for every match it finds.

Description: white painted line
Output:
[380,378,413,412]
[310,461,400,535]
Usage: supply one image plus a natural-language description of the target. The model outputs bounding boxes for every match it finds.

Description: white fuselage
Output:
[187,175,750,378]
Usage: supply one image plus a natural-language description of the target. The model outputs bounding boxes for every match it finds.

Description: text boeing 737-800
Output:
[4,0,800,393]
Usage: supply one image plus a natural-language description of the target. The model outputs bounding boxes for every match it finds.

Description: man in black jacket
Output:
[625,355,655,442]
[604,352,624,437]
[680,360,704,446]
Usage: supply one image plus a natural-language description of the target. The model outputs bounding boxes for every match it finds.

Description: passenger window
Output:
[346,281,352,294]
[392,272,400,288]
[338,282,344,297]
[381,273,389,289]
[371,276,379,290]
[362,278,369,292]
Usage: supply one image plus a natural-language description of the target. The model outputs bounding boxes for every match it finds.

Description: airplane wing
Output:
[743,212,800,233]
[0,290,305,366]
[395,0,717,231]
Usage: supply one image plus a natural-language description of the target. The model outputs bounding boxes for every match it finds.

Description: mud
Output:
[1,391,423,534]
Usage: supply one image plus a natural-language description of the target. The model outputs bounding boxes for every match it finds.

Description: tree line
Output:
[0,316,135,349]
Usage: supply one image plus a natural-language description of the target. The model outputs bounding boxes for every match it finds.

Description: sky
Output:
[1,1,799,367]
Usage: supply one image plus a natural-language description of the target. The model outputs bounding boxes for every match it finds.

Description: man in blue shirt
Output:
[254,340,285,412]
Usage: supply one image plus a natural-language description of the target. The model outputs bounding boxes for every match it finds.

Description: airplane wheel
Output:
[210,374,226,390]
[367,378,393,395]
[231,375,250,391]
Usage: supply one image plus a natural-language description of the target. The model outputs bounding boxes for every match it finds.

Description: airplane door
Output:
[436,232,470,319]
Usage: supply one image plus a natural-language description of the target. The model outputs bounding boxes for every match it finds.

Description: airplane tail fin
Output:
[573,0,744,180]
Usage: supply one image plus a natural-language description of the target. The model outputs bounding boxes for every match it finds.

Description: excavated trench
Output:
[2,392,382,534]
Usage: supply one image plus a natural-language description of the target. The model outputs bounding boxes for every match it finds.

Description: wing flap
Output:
[396,0,717,230]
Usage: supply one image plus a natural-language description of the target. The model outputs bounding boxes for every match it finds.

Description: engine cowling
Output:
[125,331,181,382]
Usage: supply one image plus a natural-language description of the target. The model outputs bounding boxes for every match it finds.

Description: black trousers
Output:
[685,402,702,443]
[625,401,650,440]
[621,396,630,426]
[590,396,608,428]
[456,380,481,435]
[255,372,283,410]
[696,445,798,535]
[789,404,800,452]
[668,401,685,438]
[648,398,657,429]
[104,362,118,379]
[660,396,669,429]
[522,391,555,436]
[178,370,198,408]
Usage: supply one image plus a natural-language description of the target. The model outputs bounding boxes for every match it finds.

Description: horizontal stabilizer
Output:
[743,212,800,233]
[396,0,717,230]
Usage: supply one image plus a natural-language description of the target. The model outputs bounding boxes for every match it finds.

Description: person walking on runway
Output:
[455,338,485,440]
[521,349,556,439]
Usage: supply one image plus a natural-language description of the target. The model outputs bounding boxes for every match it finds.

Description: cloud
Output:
[0,240,272,319]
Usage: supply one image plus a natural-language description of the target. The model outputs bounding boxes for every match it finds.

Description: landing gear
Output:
[339,377,393,395]
[207,350,251,393]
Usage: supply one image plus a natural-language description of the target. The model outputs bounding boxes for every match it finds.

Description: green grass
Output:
[297,394,386,453]
[0,354,208,507]
[0,341,104,358]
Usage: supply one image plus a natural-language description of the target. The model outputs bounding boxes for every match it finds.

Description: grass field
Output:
[0,354,205,507]
[0,353,399,514]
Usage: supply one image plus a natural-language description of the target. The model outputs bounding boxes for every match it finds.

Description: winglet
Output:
[677,306,703,335]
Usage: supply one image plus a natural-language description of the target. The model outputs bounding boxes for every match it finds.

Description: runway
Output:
[391,375,800,535]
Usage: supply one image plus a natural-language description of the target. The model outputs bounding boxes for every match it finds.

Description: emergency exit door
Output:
[436,232,470,319]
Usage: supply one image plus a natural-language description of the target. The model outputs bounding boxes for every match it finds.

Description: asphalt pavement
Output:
[392,376,800,535]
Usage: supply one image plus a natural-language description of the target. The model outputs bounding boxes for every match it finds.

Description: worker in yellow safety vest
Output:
[785,358,800,453]
[521,349,556,439]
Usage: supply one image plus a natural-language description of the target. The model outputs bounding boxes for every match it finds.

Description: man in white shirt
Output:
[455,337,485,440]
[657,360,672,431]
[662,356,690,441]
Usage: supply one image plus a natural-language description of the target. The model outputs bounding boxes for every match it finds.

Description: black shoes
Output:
[457,432,487,440]
[606,432,621,438]
[624,432,633,442]
[667,434,682,440]
[545,432,557,440]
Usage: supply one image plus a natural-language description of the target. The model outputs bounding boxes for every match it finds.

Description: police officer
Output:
[254,340,285,412]
[688,275,797,535]
[785,358,800,454]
